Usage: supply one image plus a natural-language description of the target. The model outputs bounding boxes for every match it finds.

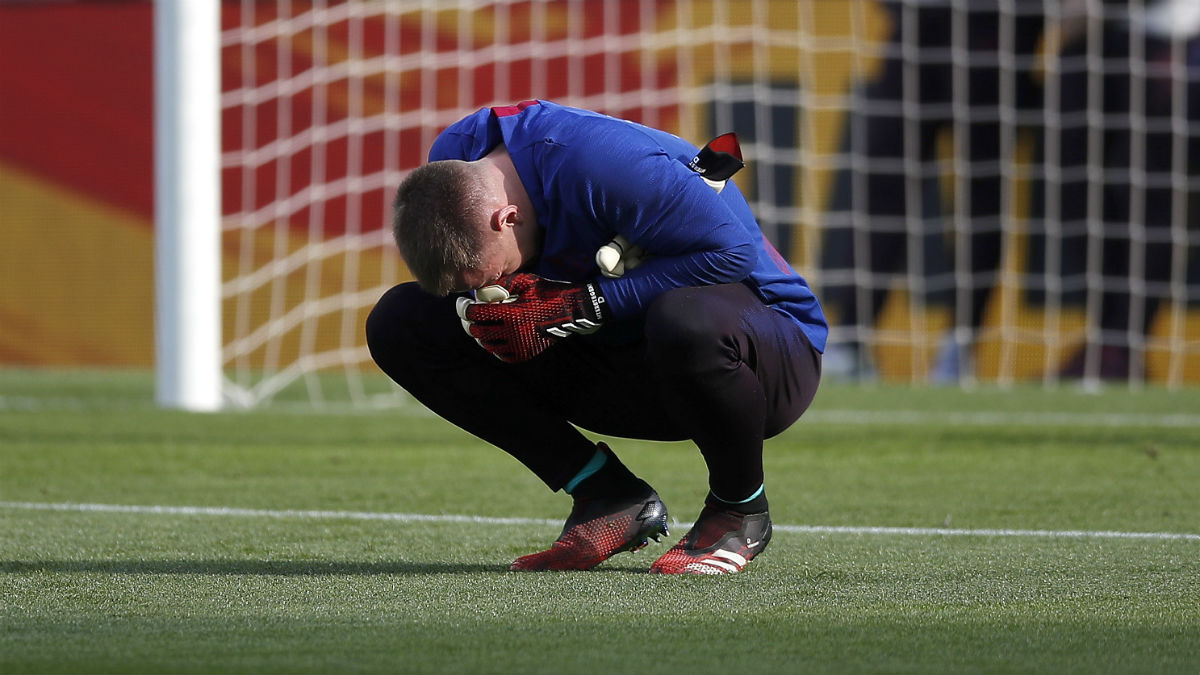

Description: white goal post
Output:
[154,0,1200,411]
[154,0,222,412]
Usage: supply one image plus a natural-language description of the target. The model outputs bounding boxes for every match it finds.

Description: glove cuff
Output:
[583,283,609,323]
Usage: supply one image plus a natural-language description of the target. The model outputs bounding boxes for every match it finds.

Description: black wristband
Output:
[583,283,608,323]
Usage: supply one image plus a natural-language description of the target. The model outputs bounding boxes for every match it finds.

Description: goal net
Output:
[198,0,1199,408]
[819,0,1200,388]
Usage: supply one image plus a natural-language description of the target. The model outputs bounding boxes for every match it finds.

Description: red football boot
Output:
[649,505,772,575]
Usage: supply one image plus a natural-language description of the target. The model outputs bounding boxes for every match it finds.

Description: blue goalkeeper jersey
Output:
[428,100,828,352]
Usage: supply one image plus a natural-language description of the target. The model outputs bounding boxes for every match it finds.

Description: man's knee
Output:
[644,287,737,370]
[366,283,416,349]
[365,282,448,376]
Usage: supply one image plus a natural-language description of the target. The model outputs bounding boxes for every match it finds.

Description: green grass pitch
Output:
[2,369,1198,674]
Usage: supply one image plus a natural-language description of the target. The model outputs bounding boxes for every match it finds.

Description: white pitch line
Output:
[2,501,1198,542]
[779,524,1200,541]
[0,501,559,528]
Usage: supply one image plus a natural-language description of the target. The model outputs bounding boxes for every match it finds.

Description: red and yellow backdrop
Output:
[3,1,1195,382]
[1,2,158,365]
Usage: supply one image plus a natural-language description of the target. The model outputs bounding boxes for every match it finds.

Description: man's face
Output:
[449,220,522,293]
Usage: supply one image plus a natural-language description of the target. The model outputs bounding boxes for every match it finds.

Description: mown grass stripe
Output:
[805,409,1200,428]
[5,396,1200,428]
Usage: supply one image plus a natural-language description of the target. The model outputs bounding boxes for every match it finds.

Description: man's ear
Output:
[493,204,520,231]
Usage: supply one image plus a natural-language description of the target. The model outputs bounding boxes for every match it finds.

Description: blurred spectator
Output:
[1026,0,1200,381]
[820,0,1048,382]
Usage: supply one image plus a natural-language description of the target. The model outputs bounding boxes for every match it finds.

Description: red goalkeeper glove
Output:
[456,273,608,363]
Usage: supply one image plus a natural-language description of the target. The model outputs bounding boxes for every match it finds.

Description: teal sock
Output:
[564,448,607,494]
[708,484,768,514]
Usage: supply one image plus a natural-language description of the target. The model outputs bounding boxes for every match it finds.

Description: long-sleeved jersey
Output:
[429,100,828,352]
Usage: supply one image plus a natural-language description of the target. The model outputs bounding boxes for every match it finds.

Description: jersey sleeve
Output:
[428,108,500,162]
[566,136,758,319]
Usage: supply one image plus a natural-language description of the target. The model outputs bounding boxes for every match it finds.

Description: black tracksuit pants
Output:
[366,281,822,502]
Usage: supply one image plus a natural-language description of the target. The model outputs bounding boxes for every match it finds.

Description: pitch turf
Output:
[2,369,1198,674]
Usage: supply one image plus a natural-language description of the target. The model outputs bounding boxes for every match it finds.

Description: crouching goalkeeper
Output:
[366,100,826,575]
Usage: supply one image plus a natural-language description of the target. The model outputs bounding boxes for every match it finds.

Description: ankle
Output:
[705,485,768,515]
[567,443,647,500]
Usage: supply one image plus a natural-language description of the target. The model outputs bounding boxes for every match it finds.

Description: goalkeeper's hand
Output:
[456,273,608,363]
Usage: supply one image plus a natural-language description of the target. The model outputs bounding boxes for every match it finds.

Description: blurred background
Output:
[1,0,1197,406]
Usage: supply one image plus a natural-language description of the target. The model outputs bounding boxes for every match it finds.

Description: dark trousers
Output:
[365,281,822,501]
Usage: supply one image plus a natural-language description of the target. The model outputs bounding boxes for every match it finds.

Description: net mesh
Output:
[216,0,1200,406]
